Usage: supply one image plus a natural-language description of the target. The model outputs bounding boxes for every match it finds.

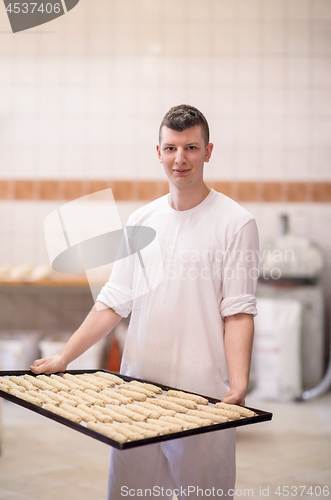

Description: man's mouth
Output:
[174,169,190,174]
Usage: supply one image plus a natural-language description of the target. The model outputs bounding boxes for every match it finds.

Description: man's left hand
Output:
[222,387,246,405]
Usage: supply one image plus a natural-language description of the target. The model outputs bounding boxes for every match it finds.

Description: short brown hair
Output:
[159,104,210,145]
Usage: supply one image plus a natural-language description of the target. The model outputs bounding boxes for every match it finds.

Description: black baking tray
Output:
[0,369,273,450]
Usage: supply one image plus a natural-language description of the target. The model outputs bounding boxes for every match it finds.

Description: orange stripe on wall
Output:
[0,180,331,202]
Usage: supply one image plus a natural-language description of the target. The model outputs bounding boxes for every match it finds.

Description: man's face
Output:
[157,126,213,190]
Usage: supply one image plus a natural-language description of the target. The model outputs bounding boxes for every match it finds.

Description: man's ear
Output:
[204,142,214,163]
[156,144,163,163]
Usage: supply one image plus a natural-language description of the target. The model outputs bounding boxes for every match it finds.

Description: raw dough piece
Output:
[160,415,198,430]
[84,373,115,388]
[120,422,158,439]
[1,379,25,392]
[167,390,209,405]
[101,390,133,404]
[36,375,70,392]
[134,421,163,435]
[76,375,109,390]
[24,375,56,392]
[77,404,113,423]
[58,391,88,406]
[0,382,11,393]
[109,423,144,441]
[94,405,132,424]
[215,402,257,418]
[43,390,70,405]
[69,389,105,407]
[95,371,124,385]
[197,404,241,420]
[147,418,182,434]
[118,384,155,398]
[129,380,163,394]
[84,389,120,405]
[10,389,43,406]
[9,376,35,391]
[107,405,147,422]
[174,412,213,427]
[60,402,97,423]
[87,422,127,443]
[135,420,165,434]
[28,390,58,406]
[146,398,188,414]
[63,374,101,392]
[126,403,160,419]
[159,395,197,409]
[83,373,115,388]
[138,402,176,417]
[50,374,81,391]
[188,409,228,423]
[116,388,146,402]
[45,403,81,423]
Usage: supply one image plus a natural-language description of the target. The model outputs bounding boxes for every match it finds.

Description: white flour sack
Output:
[251,297,302,401]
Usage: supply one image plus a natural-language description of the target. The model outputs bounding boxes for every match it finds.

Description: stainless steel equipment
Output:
[260,214,323,283]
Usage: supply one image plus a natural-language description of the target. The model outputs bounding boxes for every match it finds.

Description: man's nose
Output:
[175,148,186,165]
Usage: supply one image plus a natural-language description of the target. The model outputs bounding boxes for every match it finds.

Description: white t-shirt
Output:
[97,189,259,400]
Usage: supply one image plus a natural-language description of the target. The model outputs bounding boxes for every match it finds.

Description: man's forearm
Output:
[58,303,122,365]
[223,313,254,404]
[31,302,122,374]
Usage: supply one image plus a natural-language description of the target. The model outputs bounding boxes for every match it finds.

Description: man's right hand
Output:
[30,353,67,375]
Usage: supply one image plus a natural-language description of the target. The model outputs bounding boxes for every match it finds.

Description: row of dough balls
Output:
[0,373,257,443]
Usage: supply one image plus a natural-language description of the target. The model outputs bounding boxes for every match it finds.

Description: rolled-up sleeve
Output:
[220,218,259,320]
[96,254,133,318]
[96,225,134,318]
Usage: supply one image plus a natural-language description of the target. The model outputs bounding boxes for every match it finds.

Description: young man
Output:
[31,105,259,499]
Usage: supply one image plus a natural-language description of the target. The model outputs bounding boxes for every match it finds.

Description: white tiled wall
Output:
[0,0,330,181]
[0,1,331,320]
[0,201,143,265]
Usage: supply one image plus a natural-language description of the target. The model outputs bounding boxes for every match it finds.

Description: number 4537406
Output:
[6,3,61,14]
[275,486,330,496]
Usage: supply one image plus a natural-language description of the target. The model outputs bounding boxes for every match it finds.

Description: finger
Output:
[30,364,42,374]
[222,396,234,404]
[222,392,239,404]
[30,359,49,374]
[222,395,245,405]
[221,391,233,402]
[31,358,45,367]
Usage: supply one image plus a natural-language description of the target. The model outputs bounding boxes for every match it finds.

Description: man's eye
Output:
[166,147,174,151]
[188,146,196,150]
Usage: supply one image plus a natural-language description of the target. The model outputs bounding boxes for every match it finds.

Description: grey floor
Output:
[0,394,330,500]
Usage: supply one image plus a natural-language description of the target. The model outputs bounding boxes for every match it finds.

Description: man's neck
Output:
[168,183,211,211]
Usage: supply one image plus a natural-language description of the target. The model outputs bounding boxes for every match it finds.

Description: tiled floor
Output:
[236,394,331,500]
[0,394,330,500]
[0,400,110,500]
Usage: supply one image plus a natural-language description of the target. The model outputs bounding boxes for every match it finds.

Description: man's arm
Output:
[30,303,122,374]
[222,312,254,405]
